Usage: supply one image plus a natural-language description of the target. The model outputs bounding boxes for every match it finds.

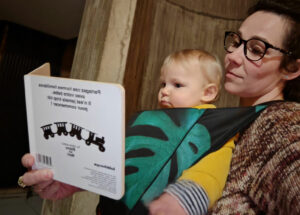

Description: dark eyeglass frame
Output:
[224,31,292,61]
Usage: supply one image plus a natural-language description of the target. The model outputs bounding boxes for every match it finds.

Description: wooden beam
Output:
[123,0,157,119]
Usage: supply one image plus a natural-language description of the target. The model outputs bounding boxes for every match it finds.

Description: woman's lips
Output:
[226,71,243,79]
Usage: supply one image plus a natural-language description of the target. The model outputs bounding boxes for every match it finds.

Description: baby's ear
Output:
[201,83,218,103]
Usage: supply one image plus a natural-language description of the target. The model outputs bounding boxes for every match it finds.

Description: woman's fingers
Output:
[33,179,54,192]
[21,153,35,169]
[19,154,80,200]
[22,169,53,187]
[20,154,80,200]
[39,181,61,200]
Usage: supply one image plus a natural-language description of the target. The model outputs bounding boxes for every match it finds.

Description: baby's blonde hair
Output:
[161,49,223,101]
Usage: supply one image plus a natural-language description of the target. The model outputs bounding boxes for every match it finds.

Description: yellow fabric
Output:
[179,104,236,208]
[193,104,216,109]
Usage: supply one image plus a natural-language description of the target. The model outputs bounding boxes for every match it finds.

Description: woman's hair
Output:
[248,0,300,102]
[161,49,223,102]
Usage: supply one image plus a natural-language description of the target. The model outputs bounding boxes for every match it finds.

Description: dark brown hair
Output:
[248,0,300,102]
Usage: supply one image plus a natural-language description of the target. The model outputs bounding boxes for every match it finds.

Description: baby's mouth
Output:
[160,101,172,108]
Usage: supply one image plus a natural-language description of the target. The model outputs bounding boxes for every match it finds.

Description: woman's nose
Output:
[226,44,244,65]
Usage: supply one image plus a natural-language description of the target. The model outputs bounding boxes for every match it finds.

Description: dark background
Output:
[0,21,76,187]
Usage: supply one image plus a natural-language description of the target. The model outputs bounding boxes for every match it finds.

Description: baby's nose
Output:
[161,87,170,96]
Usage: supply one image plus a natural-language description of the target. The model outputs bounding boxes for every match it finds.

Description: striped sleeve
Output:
[164,180,209,215]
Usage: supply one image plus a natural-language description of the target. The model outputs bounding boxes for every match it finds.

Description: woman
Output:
[149,0,300,214]
[20,0,300,214]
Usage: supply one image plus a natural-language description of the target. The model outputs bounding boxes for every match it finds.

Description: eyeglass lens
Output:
[224,32,267,61]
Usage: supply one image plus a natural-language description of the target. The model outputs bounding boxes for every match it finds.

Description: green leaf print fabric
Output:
[122,105,267,211]
[98,104,268,215]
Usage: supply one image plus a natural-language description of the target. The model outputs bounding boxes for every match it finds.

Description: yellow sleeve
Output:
[178,137,235,208]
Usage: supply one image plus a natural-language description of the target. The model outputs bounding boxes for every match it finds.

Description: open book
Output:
[24,63,125,199]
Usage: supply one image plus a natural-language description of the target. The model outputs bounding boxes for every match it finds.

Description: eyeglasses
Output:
[224,31,292,61]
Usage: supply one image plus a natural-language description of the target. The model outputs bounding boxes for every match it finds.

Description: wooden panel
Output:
[71,0,136,84]
[70,0,112,80]
[42,192,99,215]
[123,0,157,119]
[96,0,137,84]
[168,0,258,20]
[42,197,73,215]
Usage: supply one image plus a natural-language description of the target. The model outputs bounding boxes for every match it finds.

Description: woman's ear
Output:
[282,59,300,80]
[200,83,218,103]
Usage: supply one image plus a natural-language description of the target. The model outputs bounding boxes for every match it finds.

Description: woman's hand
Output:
[148,193,187,215]
[21,153,81,200]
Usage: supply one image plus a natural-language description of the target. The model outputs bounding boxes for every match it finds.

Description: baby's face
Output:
[158,61,207,108]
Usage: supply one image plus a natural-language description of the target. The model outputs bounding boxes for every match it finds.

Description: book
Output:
[24,63,125,200]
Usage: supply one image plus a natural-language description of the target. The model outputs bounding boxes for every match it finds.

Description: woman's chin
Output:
[224,83,243,96]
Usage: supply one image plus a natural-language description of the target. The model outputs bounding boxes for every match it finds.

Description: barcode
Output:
[37,154,52,166]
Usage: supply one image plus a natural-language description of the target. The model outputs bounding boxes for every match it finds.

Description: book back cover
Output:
[24,63,125,199]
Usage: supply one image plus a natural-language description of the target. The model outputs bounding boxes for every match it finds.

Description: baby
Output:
[155,49,234,215]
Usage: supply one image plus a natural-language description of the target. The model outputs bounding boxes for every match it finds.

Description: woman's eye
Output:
[231,39,240,48]
[248,40,265,56]
[249,45,264,56]
[229,33,241,48]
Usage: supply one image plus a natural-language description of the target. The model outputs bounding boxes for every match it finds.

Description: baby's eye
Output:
[175,83,182,88]
[160,82,166,88]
